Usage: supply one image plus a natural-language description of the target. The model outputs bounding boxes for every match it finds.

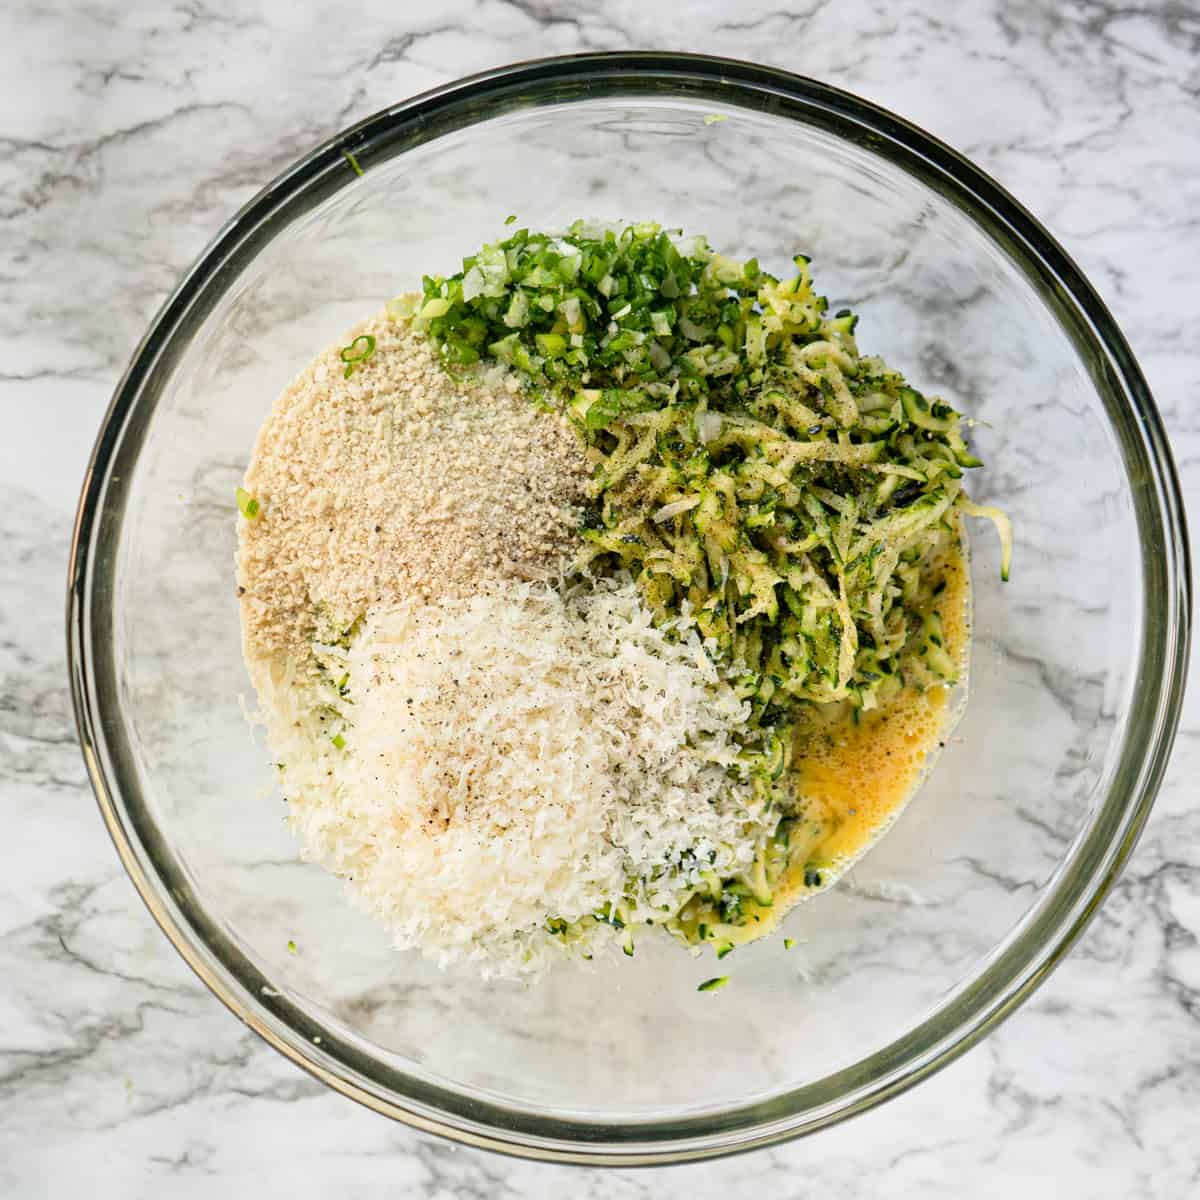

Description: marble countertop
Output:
[2,1,1196,1196]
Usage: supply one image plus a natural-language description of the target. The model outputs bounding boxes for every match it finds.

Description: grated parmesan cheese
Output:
[268,577,772,976]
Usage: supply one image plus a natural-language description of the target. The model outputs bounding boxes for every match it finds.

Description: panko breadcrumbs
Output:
[236,308,590,668]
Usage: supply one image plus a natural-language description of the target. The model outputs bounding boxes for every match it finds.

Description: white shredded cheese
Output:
[266,577,769,977]
[695,410,723,444]
[652,496,702,523]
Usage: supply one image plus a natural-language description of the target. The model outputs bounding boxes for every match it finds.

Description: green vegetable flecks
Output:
[236,486,260,520]
[698,976,730,992]
[343,150,364,177]
[340,333,377,378]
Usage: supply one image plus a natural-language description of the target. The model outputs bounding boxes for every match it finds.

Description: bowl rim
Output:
[68,51,1192,1165]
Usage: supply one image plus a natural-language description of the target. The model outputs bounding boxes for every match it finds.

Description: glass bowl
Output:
[68,53,1191,1164]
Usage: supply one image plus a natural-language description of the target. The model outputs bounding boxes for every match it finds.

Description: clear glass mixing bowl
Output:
[68,54,1190,1163]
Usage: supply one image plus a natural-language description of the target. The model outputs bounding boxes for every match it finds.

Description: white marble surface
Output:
[1,1,1197,1195]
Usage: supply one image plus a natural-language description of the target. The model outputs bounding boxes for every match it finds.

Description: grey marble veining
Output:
[1,1,1196,1197]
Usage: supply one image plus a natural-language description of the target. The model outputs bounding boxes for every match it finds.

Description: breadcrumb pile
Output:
[237,309,589,665]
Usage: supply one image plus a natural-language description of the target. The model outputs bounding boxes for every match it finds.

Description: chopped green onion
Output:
[286,939,297,954]
[386,294,419,321]
[698,976,729,992]
[331,733,346,750]
[784,938,795,950]
[339,333,377,378]
[703,114,728,125]
[343,150,364,177]
[236,487,260,520]
[504,213,517,224]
